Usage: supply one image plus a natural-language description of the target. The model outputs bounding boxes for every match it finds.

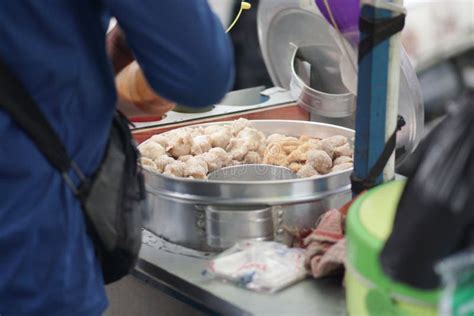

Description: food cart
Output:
[106,0,428,315]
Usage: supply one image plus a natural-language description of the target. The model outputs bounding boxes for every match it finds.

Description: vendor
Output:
[0,1,233,315]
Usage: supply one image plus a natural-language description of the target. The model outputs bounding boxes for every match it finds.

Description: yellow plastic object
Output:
[241,2,251,10]
[345,180,439,316]
[226,1,252,33]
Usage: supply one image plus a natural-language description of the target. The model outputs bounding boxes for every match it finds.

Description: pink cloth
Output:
[303,209,346,278]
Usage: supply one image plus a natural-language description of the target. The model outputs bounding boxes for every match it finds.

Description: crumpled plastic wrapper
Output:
[205,241,307,293]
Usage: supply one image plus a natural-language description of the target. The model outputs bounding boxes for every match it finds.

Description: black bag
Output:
[0,60,145,284]
[380,92,474,289]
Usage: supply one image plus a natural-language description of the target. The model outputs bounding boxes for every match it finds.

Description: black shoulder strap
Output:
[0,59,75,175]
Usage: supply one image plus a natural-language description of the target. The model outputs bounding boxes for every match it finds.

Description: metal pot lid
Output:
[257,0,424,166]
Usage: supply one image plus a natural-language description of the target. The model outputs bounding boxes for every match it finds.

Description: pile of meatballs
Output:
[138,118,353,180]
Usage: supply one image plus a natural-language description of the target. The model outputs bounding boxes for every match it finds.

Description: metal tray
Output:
[143,120,354,206]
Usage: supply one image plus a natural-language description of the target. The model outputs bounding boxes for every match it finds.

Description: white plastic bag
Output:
[206,241,307,293]
[436,251,474,316]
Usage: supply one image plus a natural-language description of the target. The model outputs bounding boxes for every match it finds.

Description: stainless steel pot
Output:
[205,165,295,250]
[142,120,354,252]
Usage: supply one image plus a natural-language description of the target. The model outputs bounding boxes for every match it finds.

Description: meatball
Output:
[226,138,250,161]
[154,155,175,172]
[191,126,205,137]
[237,127,265,152]
[178,155,193,162]
[334,143,353,158]
[297,165,319,178]
[323,135,348,147]
[299,135,320,142]
[266,133,286,144]
[306,150,332,174]
[167,130,193,158]
[209,147,232,167]
[140,157,158,171]
[314,141,335,159]
[206,125,233,149]
[150,134,169,148]
[184,157,209,179]
[191,135,212,155]
[331,162,353,173]
[286,149,307,164]
[200,152,221,172]
[278,138,303,154]
[243,151,261,164]
[139,142,166,161]
[333,156,353,166]
[263,143,288,167]
[289,162,303,173]
[231,118,250,135]
[163,161,186,177]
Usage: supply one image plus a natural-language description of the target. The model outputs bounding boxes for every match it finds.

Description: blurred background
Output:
[208,0,273,91]
[208,0,474,136]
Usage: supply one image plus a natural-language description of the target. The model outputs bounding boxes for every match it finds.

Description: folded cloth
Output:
[304,209,344,245]
[308,239,347,278]
[284,226,313,248]
[303,209,346,278]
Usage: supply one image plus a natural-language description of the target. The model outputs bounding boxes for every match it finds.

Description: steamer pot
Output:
[142,120,354,252]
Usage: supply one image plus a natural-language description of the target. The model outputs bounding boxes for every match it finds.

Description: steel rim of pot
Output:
[289,45,355,118]
[142,120,354,205]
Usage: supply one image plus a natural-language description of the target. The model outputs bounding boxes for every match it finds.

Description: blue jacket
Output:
[0,1,233,315]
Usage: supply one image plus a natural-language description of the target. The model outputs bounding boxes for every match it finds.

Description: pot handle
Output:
[203,205,274,250]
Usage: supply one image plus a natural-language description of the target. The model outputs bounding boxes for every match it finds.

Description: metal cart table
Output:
[130,230,346,316]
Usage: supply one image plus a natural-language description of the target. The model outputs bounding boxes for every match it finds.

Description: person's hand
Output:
[116,61,175,118]
[106,25,134,74]
[107,24,175,118]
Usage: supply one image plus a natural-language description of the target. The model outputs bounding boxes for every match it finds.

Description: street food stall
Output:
[107,0,473,315]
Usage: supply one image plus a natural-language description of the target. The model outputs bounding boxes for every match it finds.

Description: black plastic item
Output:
[380,92,474,289]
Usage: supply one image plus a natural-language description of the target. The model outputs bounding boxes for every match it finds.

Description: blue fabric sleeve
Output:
[103,0,235,107]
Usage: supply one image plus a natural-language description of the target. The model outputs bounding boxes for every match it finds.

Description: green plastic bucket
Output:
[346,180,439,316]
